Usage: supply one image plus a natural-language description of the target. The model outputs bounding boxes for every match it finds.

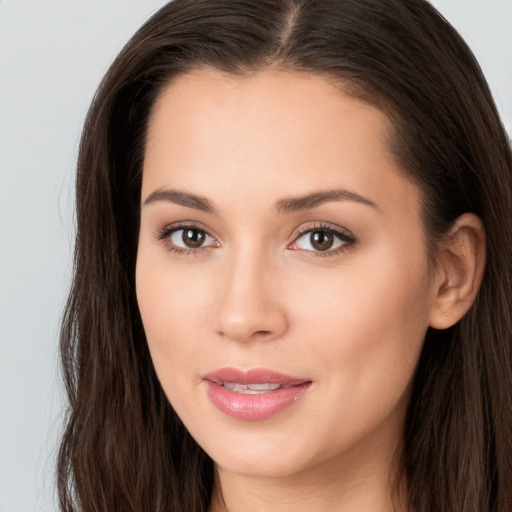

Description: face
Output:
[136,69,439,479]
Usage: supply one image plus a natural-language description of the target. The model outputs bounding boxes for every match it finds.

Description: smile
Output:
[203,368,312,421]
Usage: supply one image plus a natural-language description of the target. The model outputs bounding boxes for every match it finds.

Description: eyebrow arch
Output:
[143,188,216,214]
[276,188,378,214]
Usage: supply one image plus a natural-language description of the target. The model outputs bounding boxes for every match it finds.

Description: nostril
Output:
[253,330,272,338]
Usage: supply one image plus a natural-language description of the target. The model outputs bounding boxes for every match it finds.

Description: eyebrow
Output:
[276,189,378,214]
[143,189,216,214]
[143,187,377,214]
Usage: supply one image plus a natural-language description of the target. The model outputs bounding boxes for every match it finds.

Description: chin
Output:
[212,446,315,479]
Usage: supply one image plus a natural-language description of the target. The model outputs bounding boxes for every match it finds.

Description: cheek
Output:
[135,251,210,382]
[287,247,432,400]
[271,256,431,457]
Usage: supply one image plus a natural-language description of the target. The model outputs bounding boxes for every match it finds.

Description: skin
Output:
[136,68,485,511]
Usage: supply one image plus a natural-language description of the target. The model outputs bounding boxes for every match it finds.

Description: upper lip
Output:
[202,367,310,386]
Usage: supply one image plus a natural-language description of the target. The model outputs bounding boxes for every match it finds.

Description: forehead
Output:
[142,68,419,220]
[146,68,392,162]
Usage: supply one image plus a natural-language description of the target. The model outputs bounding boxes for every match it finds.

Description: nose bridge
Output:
[211,241,288,342]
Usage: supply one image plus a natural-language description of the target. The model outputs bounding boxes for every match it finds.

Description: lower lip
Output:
[204,381,312,421]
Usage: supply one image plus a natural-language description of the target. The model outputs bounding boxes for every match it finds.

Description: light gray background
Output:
[0,1,510,511]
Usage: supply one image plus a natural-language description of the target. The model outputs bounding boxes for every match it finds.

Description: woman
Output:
[58,0,512,511]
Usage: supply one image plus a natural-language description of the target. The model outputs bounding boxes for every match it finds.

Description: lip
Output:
[202,367,312,421]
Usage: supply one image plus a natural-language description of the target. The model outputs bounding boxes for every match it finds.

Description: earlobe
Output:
[428,213,486,330]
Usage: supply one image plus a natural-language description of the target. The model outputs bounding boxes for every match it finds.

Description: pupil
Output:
[311,230,333,251]
[183,229,205,248]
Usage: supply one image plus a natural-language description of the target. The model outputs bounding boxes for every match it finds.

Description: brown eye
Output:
[291,225,356,254]
[310,230,334,251]
[182,228,206,248]
[166,227,216,250]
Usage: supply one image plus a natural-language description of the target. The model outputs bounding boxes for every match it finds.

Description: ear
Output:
[429,213,486,329]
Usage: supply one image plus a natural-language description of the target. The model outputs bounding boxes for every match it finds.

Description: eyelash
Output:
[156,221,357,257]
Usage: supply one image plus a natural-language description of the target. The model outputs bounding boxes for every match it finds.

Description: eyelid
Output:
[157,220,217,239]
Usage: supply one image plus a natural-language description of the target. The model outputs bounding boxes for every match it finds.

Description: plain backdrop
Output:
[0,1,510,511]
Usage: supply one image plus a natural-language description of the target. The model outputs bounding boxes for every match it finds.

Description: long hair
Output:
[58,1,512,510]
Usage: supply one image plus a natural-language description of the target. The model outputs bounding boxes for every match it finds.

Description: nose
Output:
[211,251,288,343]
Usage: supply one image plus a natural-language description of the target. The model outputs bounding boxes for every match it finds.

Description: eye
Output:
[290,224,356,254]
[158,224,218,253]
[170,228,213,248]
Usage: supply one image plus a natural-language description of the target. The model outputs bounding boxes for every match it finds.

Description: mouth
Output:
[202,367,312,421]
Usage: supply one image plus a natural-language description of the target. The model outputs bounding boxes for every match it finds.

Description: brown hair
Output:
[58,1,512,511]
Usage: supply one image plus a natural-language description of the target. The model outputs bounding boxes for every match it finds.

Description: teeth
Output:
[221,382,281,394]
[247,383,281,391]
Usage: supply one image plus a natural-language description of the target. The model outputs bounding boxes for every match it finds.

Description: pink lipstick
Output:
[202,368,312,421]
